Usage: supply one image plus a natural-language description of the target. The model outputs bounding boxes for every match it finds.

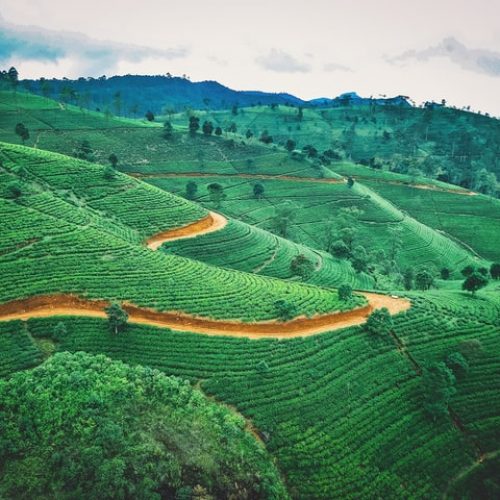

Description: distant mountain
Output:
[309,92,411,107]
[21,75,410,116]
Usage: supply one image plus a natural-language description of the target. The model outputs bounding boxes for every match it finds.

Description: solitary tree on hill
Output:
[185,181,198,200]
[285,139,296,152]
[202,120,214,136]
[14,123,29,145]
[347,176,355,188]
[6,181,22,199]
[253,183,264,199]
[105,303,128,335]
[415,269,434,291]
[422,361,456,420]
[207,183,226,208]
[145,110,155,121]
[245,129,254,140]
[163,121,173,139]
[491,263,500,280]
[364,308,393,336]
[462,272,488,296]
[215,126,222,136]
[338,284,353,301]
[274,299,297,322]
[290,254,315,280]
[189,116,200,135]
[108,153,118,168]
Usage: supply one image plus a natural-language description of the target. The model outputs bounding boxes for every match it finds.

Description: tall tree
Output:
[105,303,128,335]
[14,123,29,145]
[462,272,488,296]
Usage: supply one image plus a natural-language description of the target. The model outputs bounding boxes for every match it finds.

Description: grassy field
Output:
[1,89,499,499]
[2,286,494,498]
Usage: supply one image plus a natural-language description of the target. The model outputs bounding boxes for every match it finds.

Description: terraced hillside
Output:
[1,89,499,499]
[0,142,365,323]
[1,287,496,498]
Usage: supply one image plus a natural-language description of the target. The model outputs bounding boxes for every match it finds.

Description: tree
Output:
[415,269,434,291]
[104,165,116,180]
[461,265,475,277]
[112,91,122,116]
[14,123,29,144]
[207,183,226,208]
[440,268,450,280]
[269,201,296,238]
[347,176,355,188]
[422,362,456,420]
[403,268,414,290]
[462,272,488,296]
[228,122,237,133]
[260,130,273,144]
[330,240,350,258]
[145,110,155,121]
[290,254,315,280]
[231,104,238,115]
[202,120,214,136]
[189,116,200,135]
[245,129,254,140]
[6,181,22,199]
[351,245,369,273]
[163,121,173,139]
[338,284,353,301]
[108,153,118,168]
[285,139,296,152]
[274,299,297,322]
[491,263,500,280]
[215,126,222,136]
[105,303,128,335]
[185,181,198,200]
[253,182,264,199]
[364,308,393,336]
[297,107,303,121]
[446,352,469,380]
[8,66,19,91]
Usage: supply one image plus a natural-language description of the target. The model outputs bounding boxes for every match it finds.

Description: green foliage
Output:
[274,299,298,321]
[338,284,353,301]
[462,272,488,296]
[185,180,198,200]
[422,361,456,420]
[206,182,226,208]
[491,263,500,280]
[202,120,213,136]
[253,182,265,199]
[189,115,200,135]
[145,110,154,121]
[108,153,118,167]
[105,303,128,334]
[163,120,173,139]
[5,181,22,199]
[364,307,393,335]
[14,122,29,144]
[0,352,288,499]
[290,253,315,280]
[446,351,469,380]
[415,269,435,291]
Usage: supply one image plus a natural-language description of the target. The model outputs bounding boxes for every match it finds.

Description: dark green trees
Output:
[189,116,200,135]
[422,362,456,420]
[274,299,298,321]
[338,284,353,301]
[207,183,226,208]
[290,254,315,280]
[105,303,128,335]
[14,123,29,144]
[163,121,174,139]
[185,181,198,200]
[145,110,155,121]
[364,307,393,336]
[108,153,118,168]
[253,182,265,199]
[202,120,214,135]
[462,272,488,296]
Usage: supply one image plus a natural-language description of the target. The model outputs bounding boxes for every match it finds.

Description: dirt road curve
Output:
[145,211,227,250]
[0,292,410,339]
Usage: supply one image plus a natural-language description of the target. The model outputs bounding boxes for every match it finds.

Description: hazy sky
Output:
[1,0,500,115]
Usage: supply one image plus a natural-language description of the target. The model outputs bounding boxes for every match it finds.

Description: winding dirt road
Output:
[145,211,227,250]
[0,293,410,339]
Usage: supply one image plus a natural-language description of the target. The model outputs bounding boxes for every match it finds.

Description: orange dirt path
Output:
[0,292,410,339]
[145,211,227,250]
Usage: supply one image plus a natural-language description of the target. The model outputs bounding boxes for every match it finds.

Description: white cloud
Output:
[388,37,500,77]
[255,49,311,73]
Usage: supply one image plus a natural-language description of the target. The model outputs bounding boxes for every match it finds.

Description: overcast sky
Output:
[1,0,499,115]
